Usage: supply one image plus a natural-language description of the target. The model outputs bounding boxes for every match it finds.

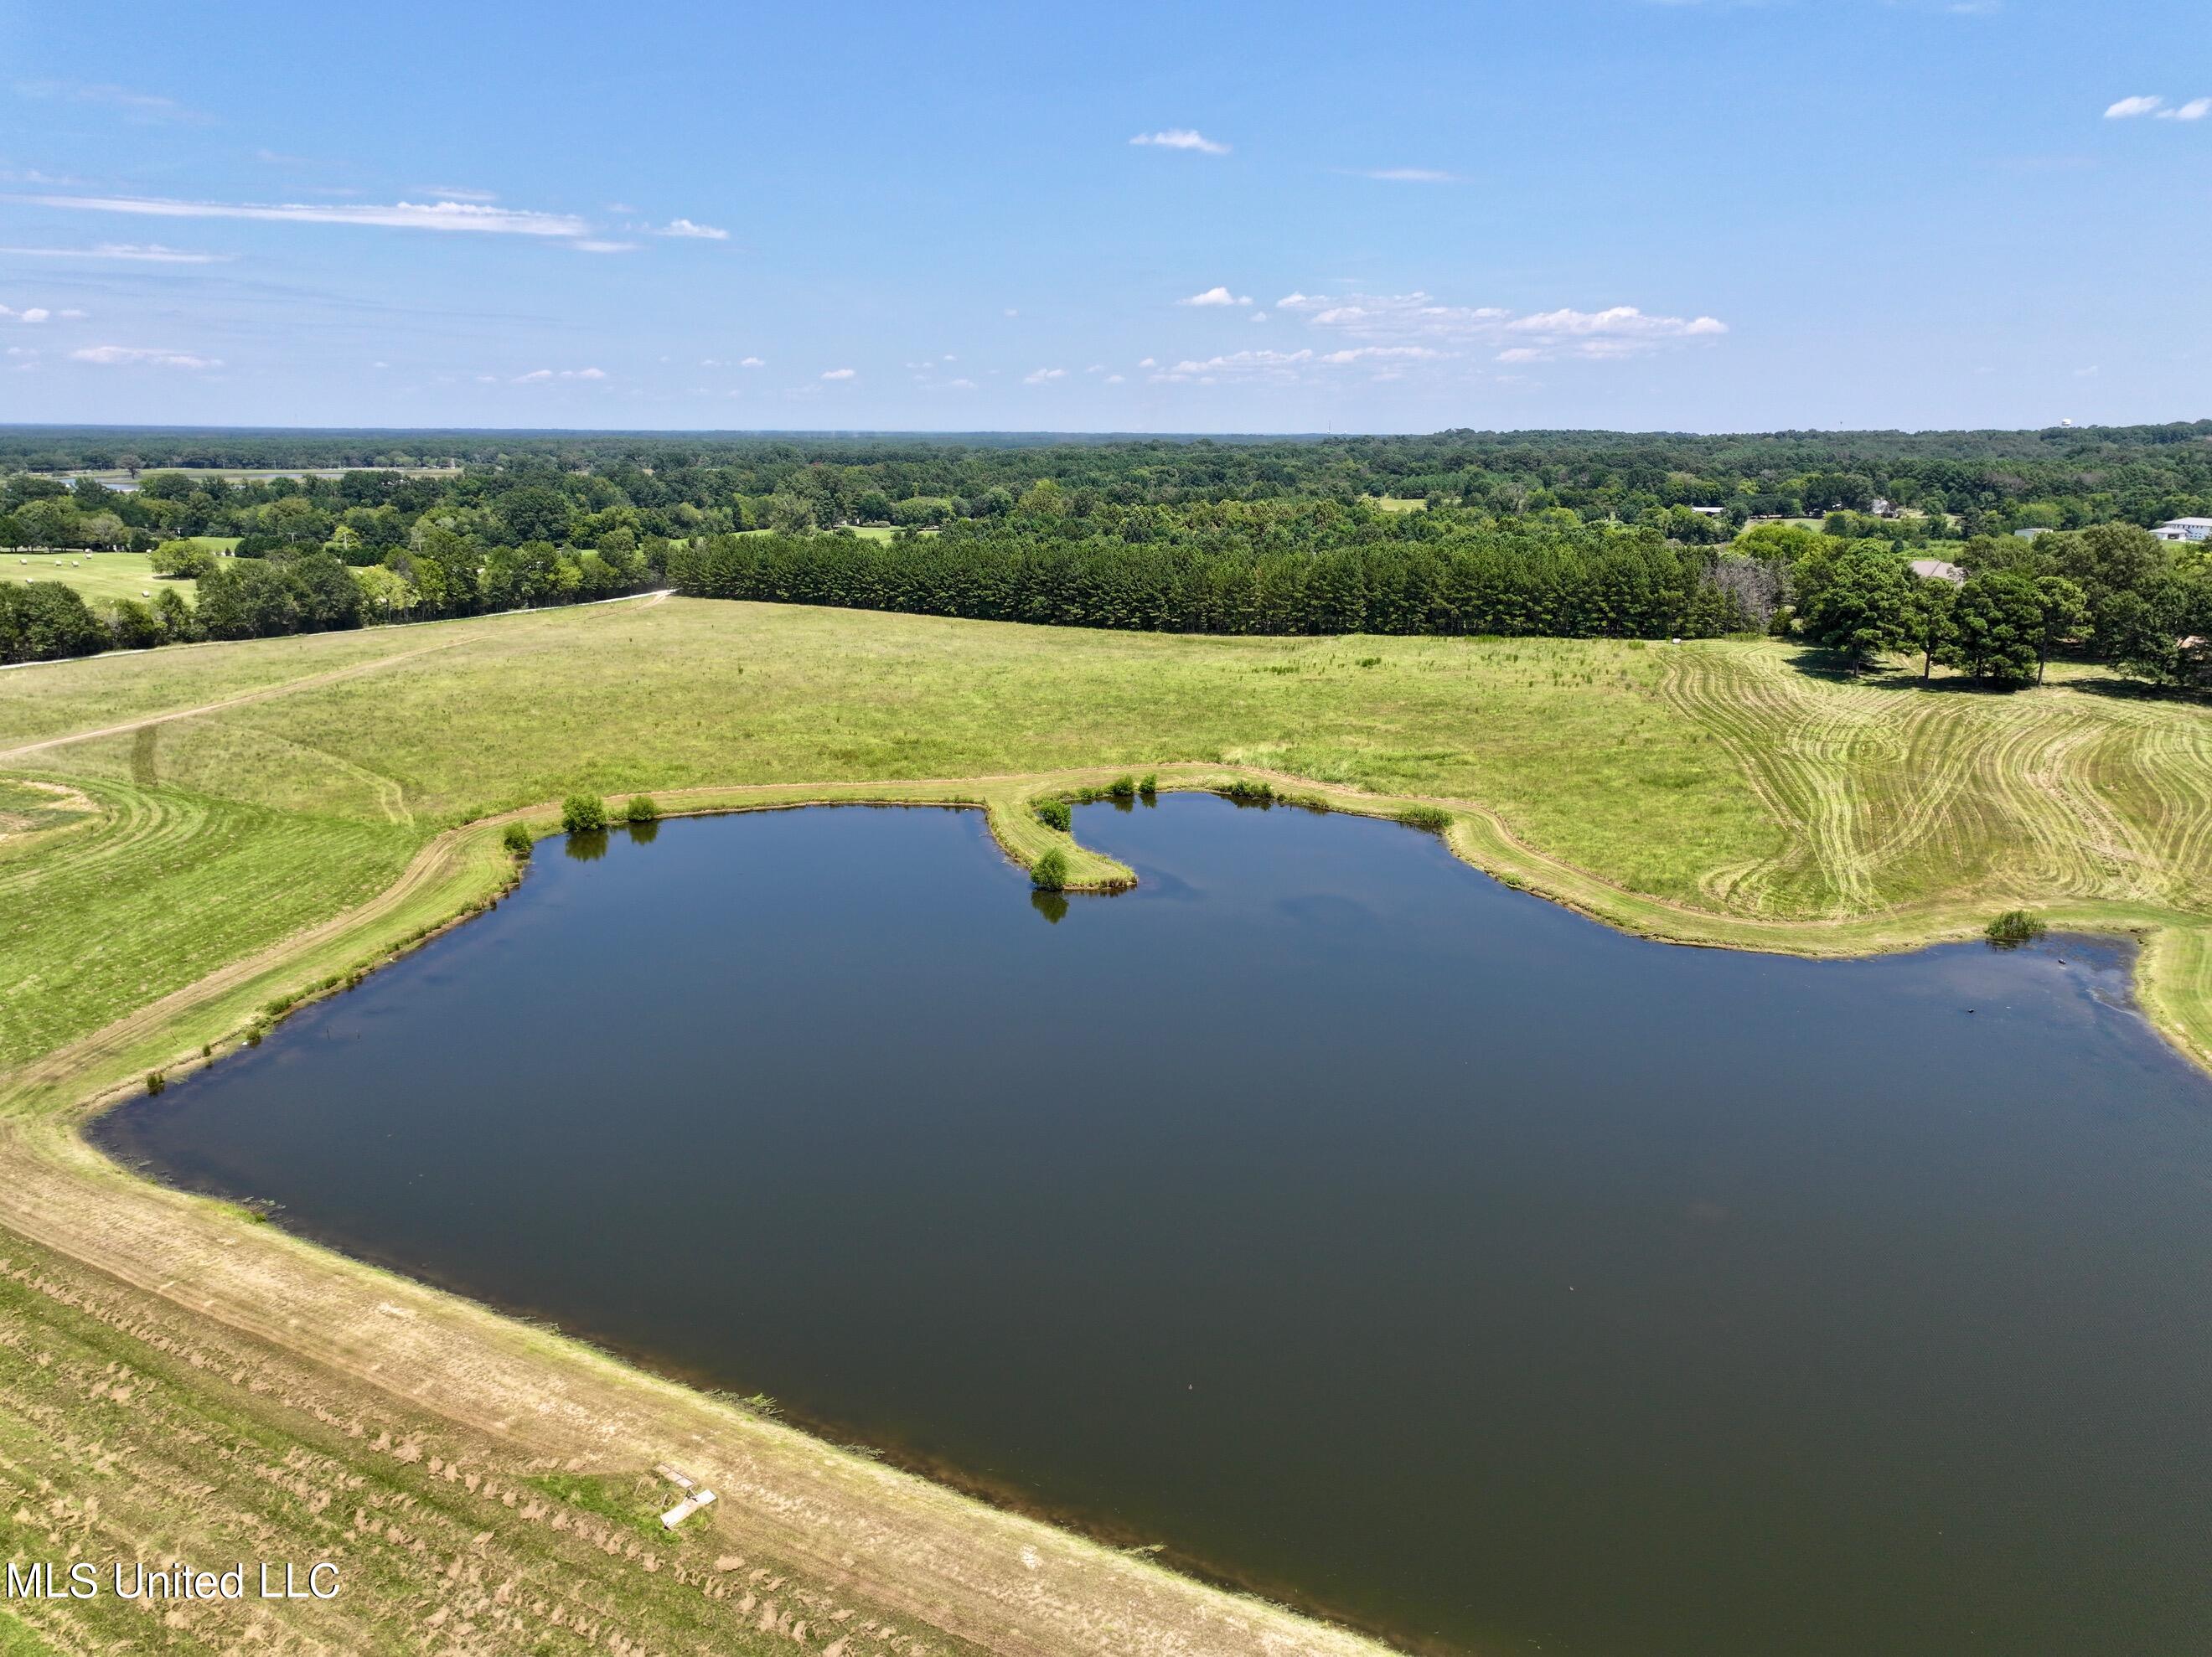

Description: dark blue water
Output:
[96,798,2212,1655]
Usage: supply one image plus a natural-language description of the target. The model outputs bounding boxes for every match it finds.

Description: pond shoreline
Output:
[8,765,2211,1657]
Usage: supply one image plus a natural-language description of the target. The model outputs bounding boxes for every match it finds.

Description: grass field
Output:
[2,594,2209,1654]
[3,550,205,608]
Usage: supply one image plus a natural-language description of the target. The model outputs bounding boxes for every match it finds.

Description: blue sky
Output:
[0,0,2204,433]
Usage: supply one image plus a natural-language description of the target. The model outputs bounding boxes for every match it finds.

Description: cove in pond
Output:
[97,796,2212,1656]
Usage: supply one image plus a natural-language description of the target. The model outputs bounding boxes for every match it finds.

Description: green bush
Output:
[1035,799,1072,833]
[144,1071,165,1095]
[1986,909,2047,948]
[623,794,661,823]
[561,793,607,834]
[1220,778,1275,806]
[1031,846,1069,891]
[1138,772,1158,799]
[1398,804,1453,834]
[1107,774,1138,800]
[501,823,533,857]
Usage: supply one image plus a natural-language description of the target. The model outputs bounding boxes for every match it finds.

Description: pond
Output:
[95,795,2212,1656]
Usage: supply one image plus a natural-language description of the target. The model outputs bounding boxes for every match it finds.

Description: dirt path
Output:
[0,589,672,765]
[0,636,483,764]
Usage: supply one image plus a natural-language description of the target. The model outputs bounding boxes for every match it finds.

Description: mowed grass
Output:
[2,594,2210,1656]
[0,781,414,1068]
[2,550,200,607]
[5,595,2210,1074]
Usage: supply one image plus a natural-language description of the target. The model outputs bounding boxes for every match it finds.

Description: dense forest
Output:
[2,426,2207,687]
[8,421,2212,534]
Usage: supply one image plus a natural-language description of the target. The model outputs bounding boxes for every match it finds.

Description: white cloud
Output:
[0,241,226,263]
[423,185,499,201]
[1280,289,1725,361]
[821,367,855,379]
[947,377,977,389]
[14,80,202,123]
[70,344,220,369]
[1509,305,1726,338]
[1159,348,1314,381]
[656,217,729,240]
[0,306,52,323]
[1339,167,1459,183]
[1104,374,1124,384]
[740,355,764,367]
[1180,286,1252,307]
[514,366,607,382]
[16,193,590,237]
[571,240,635,254]
[2105,95,2164,118]
[1314,345,1443,364]
[2162,97,2212,121]
[1137,357,1157,368]
[1496,347,1543,364]
[1129,128,1229,155]
[1003,307,1019,317]
[1249,311,1269,323]
[1024,367,1067,383]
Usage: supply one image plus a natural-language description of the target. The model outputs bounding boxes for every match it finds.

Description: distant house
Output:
[1687,505,1728,518]
[1870,498,1897,518]
[2013,526,2052,539]
[1909,558,1967,586]
[2153,518,2212,542]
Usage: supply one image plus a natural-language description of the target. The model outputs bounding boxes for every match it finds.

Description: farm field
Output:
[3,550,205,607]
[1,594,2210,1654]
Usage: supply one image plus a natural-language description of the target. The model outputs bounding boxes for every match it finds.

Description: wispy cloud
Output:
[740,355,765,367]
[1024,366,1067,383]
[654,218,728,240]
[1337,167,1459,183]
[14,80,205,124]
[14,193,589,237]
[1180,286,1252,307]
[2107,93,2212,121]
[0,305,51,323]
[1130,128,1229,155]
[422,184,499,201]
[514,366,607,382]
[571,240,636,254]
[70,343,220,369]
[1150,343,1454,384]
[0,242,230,264]
[1274,290,1727,361]
[821,367,855,379]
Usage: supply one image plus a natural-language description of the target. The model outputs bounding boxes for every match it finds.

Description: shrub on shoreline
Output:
[561,794,607,834]
[1986,909,2047,948]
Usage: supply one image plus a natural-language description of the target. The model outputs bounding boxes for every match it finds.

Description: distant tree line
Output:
[1,533,664,666]
[12,422,2212,545]
[669,519,1745,638]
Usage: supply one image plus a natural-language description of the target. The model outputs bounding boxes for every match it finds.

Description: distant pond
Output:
[96,796,2212,1656]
